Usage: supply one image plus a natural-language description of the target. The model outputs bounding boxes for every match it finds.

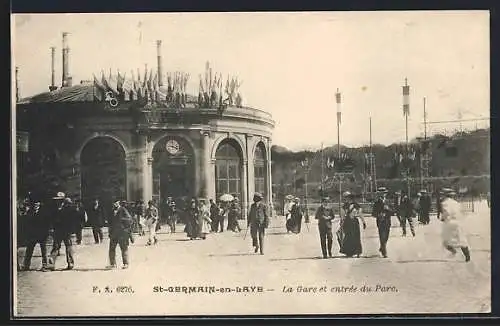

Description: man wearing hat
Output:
[167,198,178,234]
[371,187,393,258]
[315,197,335,258]
[108,200,134,269]
[418,190,432,225]
[398,191,416,237]
[227,197,242,232]
[247,193,269,255]
[88,197,106,243]
[439,188,471,262]
[20,199,51,271]
[47,196,78,270]
[145,200,159,245]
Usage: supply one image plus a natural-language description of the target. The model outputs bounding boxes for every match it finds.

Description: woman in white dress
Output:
[439,188,471,262]
[198,201,212,240]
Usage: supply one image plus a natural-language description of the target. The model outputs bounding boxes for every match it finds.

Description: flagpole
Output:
[336,88,342,216]
[369,116,373,196]
[403,78,411,198]
[321,142,324,195]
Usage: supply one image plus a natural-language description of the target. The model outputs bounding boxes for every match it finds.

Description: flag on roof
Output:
[117,70,125,92]
[93,74,106,101]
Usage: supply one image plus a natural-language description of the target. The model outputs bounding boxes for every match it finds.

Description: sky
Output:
[12,11,490,151]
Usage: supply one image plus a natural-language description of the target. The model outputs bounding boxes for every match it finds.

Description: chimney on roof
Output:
[61,32,72,87]
[49,47,58,91]
[157,40,163,87]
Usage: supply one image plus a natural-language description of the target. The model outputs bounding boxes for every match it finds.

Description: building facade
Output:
[16,36,275,218]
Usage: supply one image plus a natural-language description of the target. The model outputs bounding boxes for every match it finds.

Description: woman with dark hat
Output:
[289,197,304,234]
[227,197,242,232]
[439,188,471,262]
[339,191,366,258]
[185,198,199,240]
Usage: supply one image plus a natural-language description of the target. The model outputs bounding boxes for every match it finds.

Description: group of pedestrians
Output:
[208,198,242,233]
[19,185,473,272]
[312,186,471,262]
[20,192,83,271]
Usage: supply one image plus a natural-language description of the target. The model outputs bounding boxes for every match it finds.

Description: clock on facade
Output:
[166,139,180,154]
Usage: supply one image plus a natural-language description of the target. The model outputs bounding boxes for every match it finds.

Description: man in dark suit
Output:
[87,198,105,244]
[108,200,134,269]
[419,190,432,225]
[315,197,335,259]
[247,193,269,255]
[20,200,51,271]
[209,199,219,232]
[47,197,79,271]
[372,187,393,258]
[399,191,416,237]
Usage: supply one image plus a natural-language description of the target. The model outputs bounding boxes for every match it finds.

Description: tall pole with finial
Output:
[369,116,373,195]
[336,88,342,215]
[402,78,411,197]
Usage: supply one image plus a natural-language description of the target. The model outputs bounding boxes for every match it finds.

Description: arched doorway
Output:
[215,139,243,201]
[80,137,126,212]
[152,136,195,210]
[254,142,267,196]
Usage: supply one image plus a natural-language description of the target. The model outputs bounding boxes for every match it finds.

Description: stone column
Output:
[246,157,255,220]
[208,159,216,200]
[245,135,255,220]
[202,131,212,199]
[125,155,136,202]
[266,142,273,217]
[143,156,153,202]
[241,159,248,220]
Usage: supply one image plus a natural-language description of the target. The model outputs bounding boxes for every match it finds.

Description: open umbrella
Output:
[285,194,294,200]
[219,194,234,202]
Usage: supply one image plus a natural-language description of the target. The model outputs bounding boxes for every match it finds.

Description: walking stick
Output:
[243,225,249,240]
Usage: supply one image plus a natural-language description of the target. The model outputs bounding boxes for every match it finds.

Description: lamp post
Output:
[301,158,310,222]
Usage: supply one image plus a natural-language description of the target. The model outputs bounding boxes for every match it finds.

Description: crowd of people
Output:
[17,185,474,272]
[17,191,255,271]
[280,187,472,262]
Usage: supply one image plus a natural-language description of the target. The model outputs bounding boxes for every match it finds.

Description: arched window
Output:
[254,143,266,196]
[215,140,242,200]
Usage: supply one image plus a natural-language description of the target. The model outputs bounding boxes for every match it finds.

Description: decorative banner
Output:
[16,131,29,152]
[402,78,410,116]
[336,89,342,124]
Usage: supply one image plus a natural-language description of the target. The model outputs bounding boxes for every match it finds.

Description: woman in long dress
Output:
[439,188,471,262]
[289,197,303,234]
[197,201,212,240]
[339,192,366,258]
[185,198,199,240]
[284,196,294,233]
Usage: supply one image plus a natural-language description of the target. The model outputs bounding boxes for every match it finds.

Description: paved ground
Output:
[14,200,491,317]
